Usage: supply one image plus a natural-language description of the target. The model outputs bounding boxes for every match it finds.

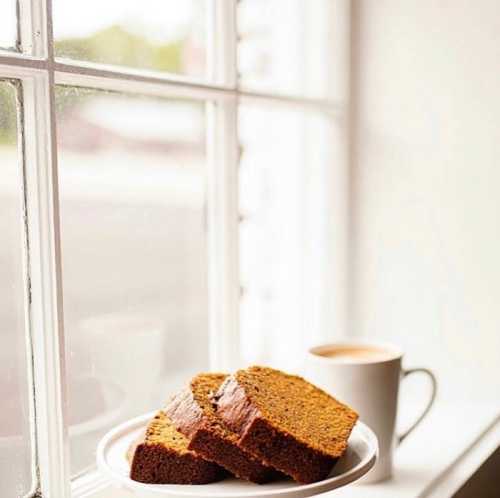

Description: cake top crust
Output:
[234,365,359,457]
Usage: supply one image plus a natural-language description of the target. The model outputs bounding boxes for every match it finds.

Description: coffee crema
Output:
[313,346,395,363]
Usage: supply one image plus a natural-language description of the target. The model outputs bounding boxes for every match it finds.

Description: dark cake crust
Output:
[215,375,337,484]
[166,386,278,483]
[130,442,226,484]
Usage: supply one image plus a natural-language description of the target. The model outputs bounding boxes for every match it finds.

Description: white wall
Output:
[351,0,500,403]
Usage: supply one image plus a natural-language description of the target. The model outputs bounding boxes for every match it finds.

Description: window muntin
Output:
[53,0,207,79]
[0,81,34,497]
[55,87,209,475]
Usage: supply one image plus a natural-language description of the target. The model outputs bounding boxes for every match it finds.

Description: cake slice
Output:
[165,373,279,483]
[129,410,226,484]
[214,366,359,484]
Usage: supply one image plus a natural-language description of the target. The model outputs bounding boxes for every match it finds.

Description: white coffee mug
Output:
[304,341,437,483]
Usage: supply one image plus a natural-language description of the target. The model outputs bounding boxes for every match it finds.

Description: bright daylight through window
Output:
[0,2,18,51]
[56,88,209,475]
[0,0,338,496]
[53,0,207,78]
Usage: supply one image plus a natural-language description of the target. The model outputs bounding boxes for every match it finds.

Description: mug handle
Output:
[398,368,437,445]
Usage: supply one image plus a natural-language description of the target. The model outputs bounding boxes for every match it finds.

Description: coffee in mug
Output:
[315,345,393,362]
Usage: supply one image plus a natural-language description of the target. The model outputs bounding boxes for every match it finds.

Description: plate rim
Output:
[97,411,378,498]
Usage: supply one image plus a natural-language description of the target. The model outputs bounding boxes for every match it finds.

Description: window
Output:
[0,1,344,496]
[239,105,336,370]
[238,0,332,97]
[56,88,209,476]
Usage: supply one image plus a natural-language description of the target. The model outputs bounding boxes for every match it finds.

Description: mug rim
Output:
[308,340,403,365]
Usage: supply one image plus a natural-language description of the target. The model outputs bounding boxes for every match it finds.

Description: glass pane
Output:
[0,1,18,51]
[239,104,334,370]
[0,82,34,496]
[53,0,207,78]
[238,0,331,98]
[55,87,209,474]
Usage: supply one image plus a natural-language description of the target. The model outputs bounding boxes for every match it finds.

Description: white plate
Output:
[97,411,378,498]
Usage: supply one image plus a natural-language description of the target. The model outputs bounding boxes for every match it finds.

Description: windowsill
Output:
[75,401,500,498]
[332,401,500,498]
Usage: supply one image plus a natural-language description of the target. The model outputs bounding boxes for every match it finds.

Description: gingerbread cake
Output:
[214,366,358,484]
[166,373,278,483]
[129,410,226,484]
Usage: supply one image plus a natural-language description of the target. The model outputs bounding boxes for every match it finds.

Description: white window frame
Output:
[0,0,351,496]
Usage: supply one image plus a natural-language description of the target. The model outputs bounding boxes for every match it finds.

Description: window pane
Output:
[0,82,34,496]
[0,1,18,51]
[238,0,331,98]
[55,88,209,474]
[53,0,207,78]
[239,104,334,370]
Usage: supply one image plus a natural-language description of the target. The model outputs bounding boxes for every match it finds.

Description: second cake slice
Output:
[165,373,278,483]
